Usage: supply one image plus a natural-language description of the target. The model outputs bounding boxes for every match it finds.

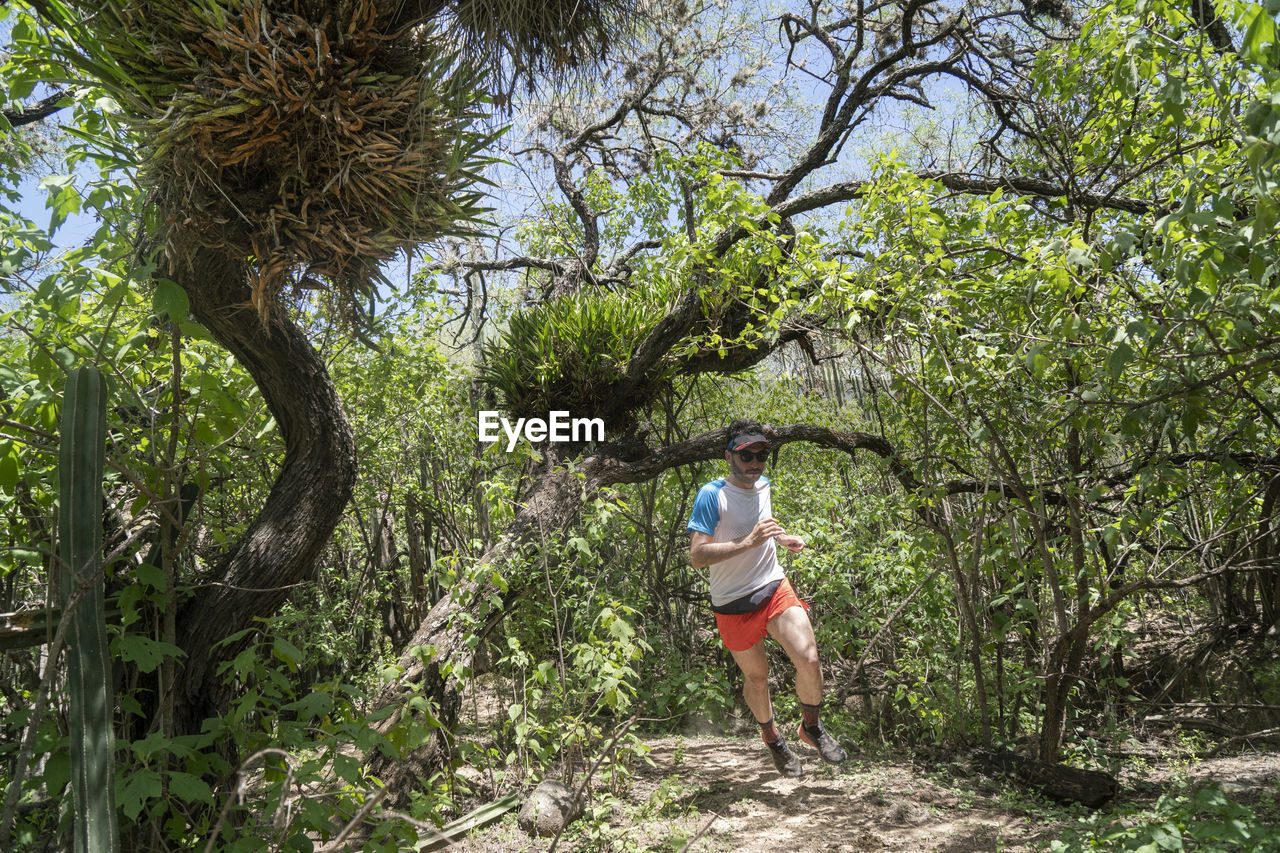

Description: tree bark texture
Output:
[171,247,357,734]
[975,749,1118,808]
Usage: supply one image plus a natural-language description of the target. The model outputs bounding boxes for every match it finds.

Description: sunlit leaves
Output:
[1236,0,1280,65]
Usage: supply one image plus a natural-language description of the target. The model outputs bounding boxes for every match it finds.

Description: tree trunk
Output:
[975,749,1118,808]
[374,494,409,648]
[945,530,992,745]
[170,247,357,734]
[1257,476,1280,630]
[1038,623,1092,763]
[406,491,428,618]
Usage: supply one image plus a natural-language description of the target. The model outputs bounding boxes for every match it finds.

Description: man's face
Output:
[726,441,768,485]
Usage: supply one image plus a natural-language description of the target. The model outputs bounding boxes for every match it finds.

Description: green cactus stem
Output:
[59,366,120,853]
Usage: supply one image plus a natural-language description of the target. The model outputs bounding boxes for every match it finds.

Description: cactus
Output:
[58,366,119,853]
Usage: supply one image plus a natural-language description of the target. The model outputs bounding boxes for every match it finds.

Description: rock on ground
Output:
[517,779,584,838]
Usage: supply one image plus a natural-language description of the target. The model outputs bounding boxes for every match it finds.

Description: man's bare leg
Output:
[728,641,773,724]
[729,640,803,776]
[767,605,822,704]
[768,605,847,764]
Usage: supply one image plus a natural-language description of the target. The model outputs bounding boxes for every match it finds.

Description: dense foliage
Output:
[2,0,1280,849]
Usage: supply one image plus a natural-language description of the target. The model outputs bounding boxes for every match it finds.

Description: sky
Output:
[1,11,97,251]
[13,169,98,248]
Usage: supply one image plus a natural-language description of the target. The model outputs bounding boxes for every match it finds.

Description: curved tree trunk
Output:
[170,247,358,734]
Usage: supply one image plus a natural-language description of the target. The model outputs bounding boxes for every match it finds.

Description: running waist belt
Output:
[711,579,783,615]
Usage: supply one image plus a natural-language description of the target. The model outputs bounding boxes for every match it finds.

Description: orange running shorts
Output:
[714,577,809,652]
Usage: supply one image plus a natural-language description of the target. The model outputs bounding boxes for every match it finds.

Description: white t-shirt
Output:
[686,476,785,607]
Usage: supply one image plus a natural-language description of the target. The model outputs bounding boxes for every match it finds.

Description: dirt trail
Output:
[446,678,1280,851]
[448,733,1080,851]
[621,735,1060,852]
[446,732,1280,851]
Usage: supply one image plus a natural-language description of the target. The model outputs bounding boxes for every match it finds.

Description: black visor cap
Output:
[728,432,770,451]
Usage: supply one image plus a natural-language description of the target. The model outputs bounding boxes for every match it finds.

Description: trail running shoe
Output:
[766,736,804,777]
[798,723,847,764]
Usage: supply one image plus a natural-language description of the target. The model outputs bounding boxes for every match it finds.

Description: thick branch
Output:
[591,423,919,494]
[769,0,959,205]
[2,90,67,127]
[171,246,357,734]
[1186,0,1235,53]
[548,147,600,294]
[541,71,667,296]
[675,326,811,376]
[602,238,662,280]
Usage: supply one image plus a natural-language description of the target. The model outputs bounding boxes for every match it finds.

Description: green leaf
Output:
[0,444,18,493]
[134,562,167,592]
[44,749,71,795]
[1181,405,1198,442]
[151,278,189,322]
[115,635,186,673]
[1024,345,1049,379]
[118,768,163,822]
[1065,246,1093,269]
[167,771,213,806]
[131,731,195,763]
[272,636,305,671]
[1242,3,1278,63]
[1108,341,1133,380]
[10,18,34,47]
[284,690,334,722]
[332,752,363,784]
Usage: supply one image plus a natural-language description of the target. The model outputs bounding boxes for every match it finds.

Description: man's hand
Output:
[746,518,785,546]
[776,534,806,553]
[690,519,801,569]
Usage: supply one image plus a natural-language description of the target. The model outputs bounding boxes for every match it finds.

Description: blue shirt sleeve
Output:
[687,482,721,535]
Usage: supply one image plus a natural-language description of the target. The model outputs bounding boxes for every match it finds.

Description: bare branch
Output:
[778,170,1161,219]
[2,90,67,128]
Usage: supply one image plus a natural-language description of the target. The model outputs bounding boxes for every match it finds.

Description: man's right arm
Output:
[689,518,786,569]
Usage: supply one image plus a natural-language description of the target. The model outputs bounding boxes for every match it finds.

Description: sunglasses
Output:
[733,449,770,463]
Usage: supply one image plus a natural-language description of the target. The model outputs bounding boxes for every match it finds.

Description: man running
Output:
[687,419,847,777]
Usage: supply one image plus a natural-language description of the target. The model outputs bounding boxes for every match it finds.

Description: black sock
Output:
[801,701,822,735]
[759,717,780,744]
